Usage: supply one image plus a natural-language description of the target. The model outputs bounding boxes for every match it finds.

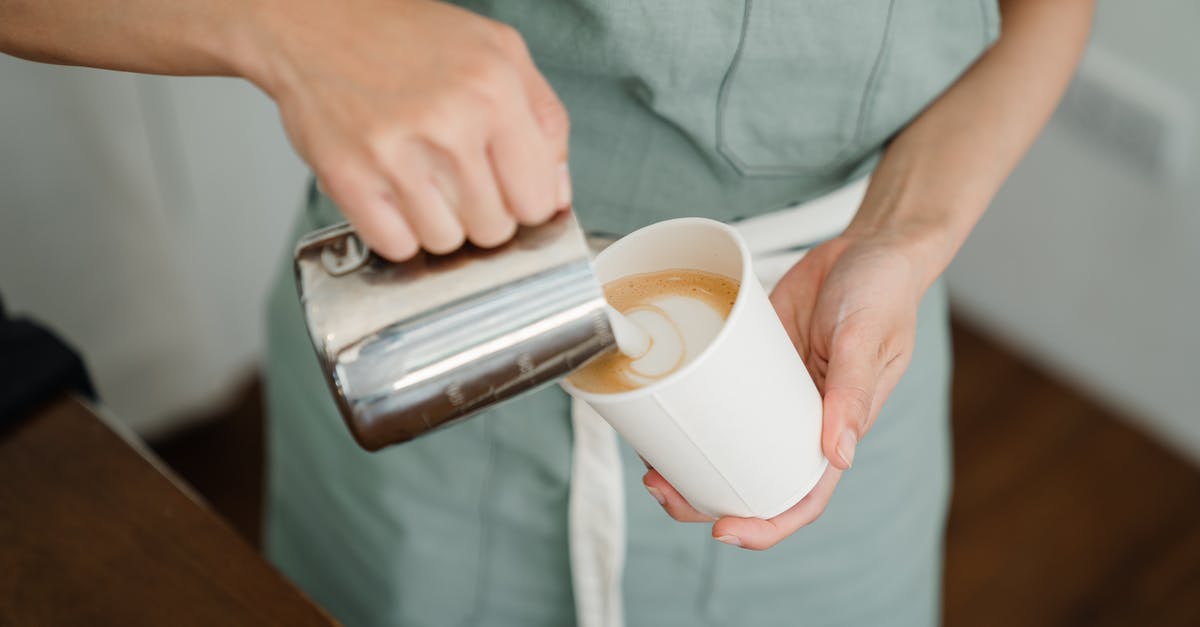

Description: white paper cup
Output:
[561,218,827,519]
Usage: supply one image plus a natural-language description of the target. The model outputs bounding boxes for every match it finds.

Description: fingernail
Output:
[836,429,858,469]
[645,485,666,506]
[557,163,573,208]
[716,535,742,547]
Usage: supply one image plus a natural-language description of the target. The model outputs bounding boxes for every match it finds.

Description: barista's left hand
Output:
[642,230,934,550]
[639,0,1096,550]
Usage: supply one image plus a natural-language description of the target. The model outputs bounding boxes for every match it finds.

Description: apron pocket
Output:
[717,0,897,176]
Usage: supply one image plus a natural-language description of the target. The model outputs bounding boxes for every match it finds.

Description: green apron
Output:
[264,2,998,625]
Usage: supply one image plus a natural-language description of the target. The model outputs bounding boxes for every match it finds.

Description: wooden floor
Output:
[151,319,1200,626]
[945,323,1200,626]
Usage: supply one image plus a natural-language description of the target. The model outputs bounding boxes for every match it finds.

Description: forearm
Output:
[0,0,260,79]
[844,0,1094,289]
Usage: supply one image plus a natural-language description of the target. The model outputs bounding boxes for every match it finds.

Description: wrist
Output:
[842,206,961,293]
[221,0,297,98]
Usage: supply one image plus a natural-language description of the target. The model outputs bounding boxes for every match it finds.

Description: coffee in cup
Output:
[568,269,739,394]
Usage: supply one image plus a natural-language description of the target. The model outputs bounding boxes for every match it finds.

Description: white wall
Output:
[947,1,1200,462]
[0,58,306,435]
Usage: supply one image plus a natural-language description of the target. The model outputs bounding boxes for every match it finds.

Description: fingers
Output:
[308,21,568,258]
[355,44,566,255]
[767,249,834,382]
[820,319,896,470]
[377,145,466,256]
[318,163,419,261]
[452,147,518,248]
[643,464,845,551]
[711,465,843,551]
[642,468,715,523]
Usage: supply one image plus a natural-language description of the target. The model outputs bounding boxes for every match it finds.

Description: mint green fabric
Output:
[264,2,996,625]
[460,0,998,234]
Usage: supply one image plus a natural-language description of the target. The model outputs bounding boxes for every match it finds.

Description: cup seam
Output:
[649,393,757,517]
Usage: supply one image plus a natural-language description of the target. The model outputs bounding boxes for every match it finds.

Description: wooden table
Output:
[0,396,337,626]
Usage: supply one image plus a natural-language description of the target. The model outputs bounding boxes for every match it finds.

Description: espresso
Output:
[568,268,739,394]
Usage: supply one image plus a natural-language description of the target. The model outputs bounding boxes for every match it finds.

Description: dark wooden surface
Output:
[945,322,1200,627]
[151,319,1200,626]
[0,396,335,627]
[152,377,266,549]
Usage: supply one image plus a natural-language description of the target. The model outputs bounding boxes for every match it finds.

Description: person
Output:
[0,0,1094,624]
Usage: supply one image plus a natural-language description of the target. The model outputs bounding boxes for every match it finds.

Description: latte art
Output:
[568,268,739,394]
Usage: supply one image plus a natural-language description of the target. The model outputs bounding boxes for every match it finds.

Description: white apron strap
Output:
[567,175,870,627]
[569,399,626,627]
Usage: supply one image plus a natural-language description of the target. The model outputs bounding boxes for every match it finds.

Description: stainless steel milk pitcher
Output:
[293,211,617,451]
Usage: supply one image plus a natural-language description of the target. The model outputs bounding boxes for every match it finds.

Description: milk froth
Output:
[568,268,739,393]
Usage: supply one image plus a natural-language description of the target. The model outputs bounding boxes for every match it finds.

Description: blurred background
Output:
[1,1,1197,625]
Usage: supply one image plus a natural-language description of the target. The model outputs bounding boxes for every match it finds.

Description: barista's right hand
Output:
[242,0,571,260]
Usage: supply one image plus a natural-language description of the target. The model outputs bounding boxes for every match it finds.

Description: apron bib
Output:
[264,2,995,624]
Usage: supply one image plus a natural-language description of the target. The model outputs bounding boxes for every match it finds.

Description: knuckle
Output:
[356,126,418,176]
[313,158,355,195]
[490,23,528,55]
[458,58,513,108]
[838,320,889,362]
[535,94,571,142]
[876,338,890,363]
[416,102,486,150]
[315,167,370,217]
[362,134,399,169]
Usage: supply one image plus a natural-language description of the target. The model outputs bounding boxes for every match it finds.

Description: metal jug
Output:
[293,211,617,451]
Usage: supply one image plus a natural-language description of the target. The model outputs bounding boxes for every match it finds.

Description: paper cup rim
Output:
[562,217,754,403]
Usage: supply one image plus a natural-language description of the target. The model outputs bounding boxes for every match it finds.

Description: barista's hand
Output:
[642,232,932,550]
[247,0,570,259]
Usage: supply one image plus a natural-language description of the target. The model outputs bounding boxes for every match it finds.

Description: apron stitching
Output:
[851,0,899,146]
[714,0,755,174]
[457,419,498,627]
[715,0,900,177]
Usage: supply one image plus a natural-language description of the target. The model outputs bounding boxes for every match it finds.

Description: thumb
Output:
[820,326,888,470]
